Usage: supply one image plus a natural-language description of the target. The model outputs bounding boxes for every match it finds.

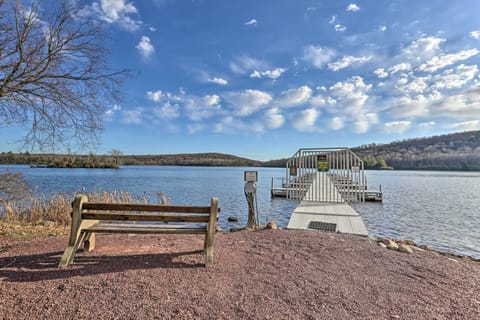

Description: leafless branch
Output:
[0,0,130,151]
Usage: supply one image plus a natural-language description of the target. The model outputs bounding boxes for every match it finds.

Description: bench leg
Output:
[84,232,95,252]
[205,243,213,268]
[58,231,87,267]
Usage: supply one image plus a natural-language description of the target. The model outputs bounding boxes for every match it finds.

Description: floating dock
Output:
[287,172,368,236]
[282,148,370,236]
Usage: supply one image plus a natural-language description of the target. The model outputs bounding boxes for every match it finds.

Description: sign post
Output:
[244,171,258,228]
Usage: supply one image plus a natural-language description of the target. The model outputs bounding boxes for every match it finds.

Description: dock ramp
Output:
[285,148,369,236]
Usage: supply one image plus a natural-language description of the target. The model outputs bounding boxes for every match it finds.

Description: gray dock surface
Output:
[287,173,368,236]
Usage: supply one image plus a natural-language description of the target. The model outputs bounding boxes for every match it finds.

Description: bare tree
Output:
[0,0,129,151]
[0,171,30,203]
[109,149,123,165]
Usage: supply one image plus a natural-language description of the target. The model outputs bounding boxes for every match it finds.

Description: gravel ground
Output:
[1,229,479,319]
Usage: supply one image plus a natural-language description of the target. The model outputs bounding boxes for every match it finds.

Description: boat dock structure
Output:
[272,148,380,237]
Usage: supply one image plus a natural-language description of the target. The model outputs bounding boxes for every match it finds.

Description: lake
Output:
[1,165,479,259]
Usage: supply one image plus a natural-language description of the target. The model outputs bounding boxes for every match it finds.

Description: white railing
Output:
[285,148,366,202]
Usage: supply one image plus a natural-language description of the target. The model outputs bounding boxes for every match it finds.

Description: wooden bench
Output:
[58,194,219,268]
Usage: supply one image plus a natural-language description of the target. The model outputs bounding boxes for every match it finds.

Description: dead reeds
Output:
[0,191,154,226]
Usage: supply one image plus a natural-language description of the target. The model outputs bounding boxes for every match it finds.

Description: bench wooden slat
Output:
[82,212,210,223]
[83,223,207,235]
[59,195,219,268]
[82,202,212,213]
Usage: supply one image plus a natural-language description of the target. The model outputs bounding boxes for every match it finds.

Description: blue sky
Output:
[2,0,480,160]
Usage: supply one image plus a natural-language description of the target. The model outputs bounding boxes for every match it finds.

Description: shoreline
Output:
[1,229,479,319]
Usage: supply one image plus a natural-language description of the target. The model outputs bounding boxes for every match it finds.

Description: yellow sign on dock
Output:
[317,155,329,172]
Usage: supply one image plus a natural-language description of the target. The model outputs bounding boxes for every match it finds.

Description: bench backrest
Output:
[80,202,218,223]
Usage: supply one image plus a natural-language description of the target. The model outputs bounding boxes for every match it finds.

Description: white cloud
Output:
[329,76,372,108]
[310,95,326,107]
[302,45,336,69]
[355,113,378,133]
[224,89,272,116]
[245,19,257,26]
[327,76,376,133]
[187,124,205,134]
[147,90,163,102]
[435,84,480,118]
[149,26,157,32]
[153,103,180,119]
[450,120,480,131]
[387,92,440,118]
[389,63,411,74]
[330,116,345,130]
[346,3,360,12]
[470,30,480,39]
[418,121,435,129]
[374,68,389,78]
[418,49,479,72]
[384,121,411,134]
[379,25,387,32]
[328,55,372,71]
[275,86,313,108]
[208,77,228,85]
[292,108,320,131]
[136,36,155,59]
[335,24,347,32]
[230,55,266,74]
[265,108,285,129]
[92,0,141,31]
[432,64,478,90]
[121,108,144,124]
[105,104,122,117]
[184,94,222,121]
[329,16,336,24]
[250,68,286,79]
[402,36,445,62]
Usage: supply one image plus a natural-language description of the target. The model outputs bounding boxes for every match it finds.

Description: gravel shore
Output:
[1,229,479,319]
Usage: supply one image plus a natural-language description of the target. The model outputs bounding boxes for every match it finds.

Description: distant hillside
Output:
[352,131,480,170]
[1,131,480,170]
[0,152,263,167]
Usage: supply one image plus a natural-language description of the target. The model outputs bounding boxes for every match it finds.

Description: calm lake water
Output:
[1,165,479,259]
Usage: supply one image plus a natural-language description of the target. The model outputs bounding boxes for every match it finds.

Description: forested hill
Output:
[0,152,262,167]
[352,130,480,170]
[1,131,480,170]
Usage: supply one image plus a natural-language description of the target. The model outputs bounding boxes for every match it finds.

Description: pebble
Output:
[265,221,278,230]
[227,216,238,222]
[398,244,413,254]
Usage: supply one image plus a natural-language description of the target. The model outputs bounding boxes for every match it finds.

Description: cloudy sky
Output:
[3,0,480,160]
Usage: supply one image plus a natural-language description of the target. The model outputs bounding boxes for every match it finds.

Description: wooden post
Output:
[204,197,218,267]
[246,192,255,229]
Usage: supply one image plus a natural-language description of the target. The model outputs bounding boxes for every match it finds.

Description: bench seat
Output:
[59,195,219,268]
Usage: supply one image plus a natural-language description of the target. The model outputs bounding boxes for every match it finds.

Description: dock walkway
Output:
[287,172,368,236]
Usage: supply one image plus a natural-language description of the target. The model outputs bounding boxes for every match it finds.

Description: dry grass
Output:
[0,191,157,239]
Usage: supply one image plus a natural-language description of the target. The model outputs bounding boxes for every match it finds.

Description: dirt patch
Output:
[1,230,479,319]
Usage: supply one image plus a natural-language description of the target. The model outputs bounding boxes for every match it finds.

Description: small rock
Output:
[398,244,413,253]
[411,246,425,252]
[229,227,245,232]
[397,239,417,247]
[447,257,459,263]
[418,245,433,251]
[215,226,222,233]
[387,242,399,251]
[378,242,387,248]
[227,216,238,222]
[265,221,278,230]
